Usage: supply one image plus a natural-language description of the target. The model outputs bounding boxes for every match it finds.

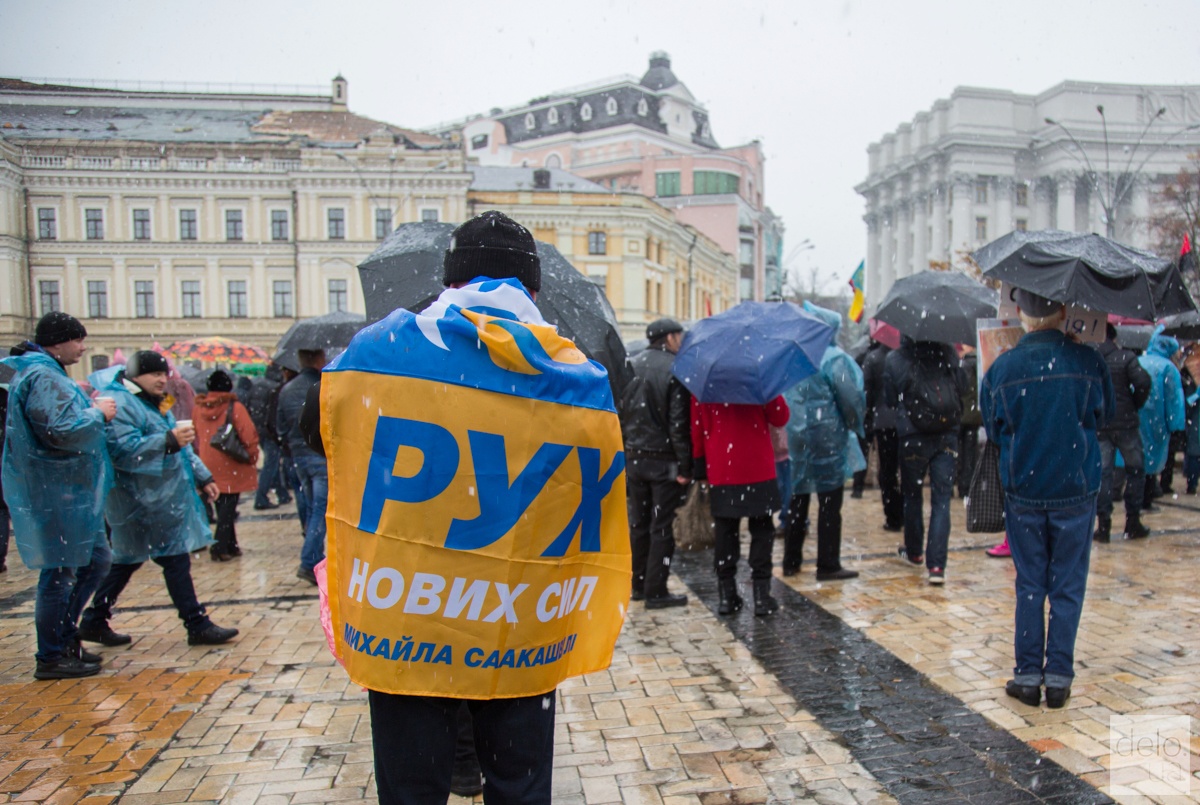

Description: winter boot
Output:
[1093,514,1111,543]
[717,579,743,615]
[753,578,779,617]
[1125,516,1151,540]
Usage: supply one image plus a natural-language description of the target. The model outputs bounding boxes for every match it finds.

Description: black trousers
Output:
[368,690,555,805]
[875,428,903,527]
[80,551,210,635]
[851,435,869,494]
[626,457,689,598]
[1098,428,1144,521]
[213,493,240,554]
[713,515,774,580]
[957,425,980,497]
[783,487,846,573]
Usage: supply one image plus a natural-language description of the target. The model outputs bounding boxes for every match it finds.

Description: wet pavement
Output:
[0,488,1196,804]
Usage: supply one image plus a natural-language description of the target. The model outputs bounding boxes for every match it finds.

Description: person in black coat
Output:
[619,318,693,609]
[1094,323,1153,541]
[861,338,903,530]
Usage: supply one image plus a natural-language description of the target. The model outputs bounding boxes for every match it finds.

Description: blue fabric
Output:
[671,301,833,405]
[255,438,283,506]
[295,453,328,571]
[34,537,111,663]
[90,368,214,565]
[1137,333,1186,474]
[327,278,615,413]
[785,307,866,496]
[1004,498,1094,687]
[900,434,956,570]
[981,330,1114,508]
[1,349,111,569]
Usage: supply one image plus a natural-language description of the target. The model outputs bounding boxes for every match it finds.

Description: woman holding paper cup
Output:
[193,370,259,561]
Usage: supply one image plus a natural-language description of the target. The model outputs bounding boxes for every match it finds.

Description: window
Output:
[328,279,348,313]
[227,280,248,318]
[181,280,202,318]
[605,96,618,116]
[975,217,988,241]
[179,209,197,240]
[87,280,108,318]
[135,280,155,318]
[637,97,649,116]
[1015,183,1029,207]
[39,280,61,315]
[547,107,559,125]
[375,208,393,240]
[693,171,739,195]
[327,208,345,240]
[132,209,151,241]
[524,112,536,130]
[90,355,109,372]
[37,208,57,240]
[271,210,289,241]
[273,280,294,317]
[470,134,489,150]
[739,240,755,266]
[420,209,439,223]
[225,209,243,241]
[85,208,104,240]
[974,179,989,204]
[1015,218,1028,232]
[656,171,681,197]
[587,231,607,256]
[580,102,593,122]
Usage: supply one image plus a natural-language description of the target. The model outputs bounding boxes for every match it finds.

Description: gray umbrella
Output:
[874,270,998,345]
[358,222,632,400]
[1160,310,1200,340]
[1115,324,1154,352]
[272,311,366,372]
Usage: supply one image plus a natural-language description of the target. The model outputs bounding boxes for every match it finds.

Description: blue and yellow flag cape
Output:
[848,260,866,324]
[322,278,629,698]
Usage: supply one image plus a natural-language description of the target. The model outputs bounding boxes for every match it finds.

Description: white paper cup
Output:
[177,419,193,429]
[96,396,114,403]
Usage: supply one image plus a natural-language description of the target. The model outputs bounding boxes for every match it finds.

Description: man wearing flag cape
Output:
[322,211,629,804]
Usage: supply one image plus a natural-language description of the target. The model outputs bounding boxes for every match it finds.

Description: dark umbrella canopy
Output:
[1115,325,1154,352]
[358,222,632,399]
[976,232,1195,320]
[874,270,998,345]
[670,301,834,405]
[1160,310,1200,340]
[272,311,366,372]
[970,228,1078,273]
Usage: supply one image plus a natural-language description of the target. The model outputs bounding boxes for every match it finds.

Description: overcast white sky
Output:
[3,0,1198,293]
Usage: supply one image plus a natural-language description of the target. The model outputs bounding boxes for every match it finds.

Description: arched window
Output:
[545,154,562,169]
[547,107,559,125]
[580,102,593,122]
[524,112,536,130]
[637,97,649,117]
[605,96,618,116]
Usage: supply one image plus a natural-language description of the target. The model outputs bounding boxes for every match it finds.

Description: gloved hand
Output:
[1188,390,1200,407]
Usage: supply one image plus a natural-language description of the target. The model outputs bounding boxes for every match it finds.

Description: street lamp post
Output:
[1043,107,1199,238]
[780,239,814,299]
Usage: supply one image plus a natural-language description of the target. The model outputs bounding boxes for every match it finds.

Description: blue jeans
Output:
[255,439,282,506]
[81,551,211,635]
[34,536,112,663]
[1004,498,1094,689]
[293,454,328,571]
[774,459,791,524]
[286,456,309,531]
[368,689,555,805]
[900,433,956,570]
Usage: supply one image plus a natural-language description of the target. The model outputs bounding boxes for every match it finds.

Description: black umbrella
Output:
[358,222,633,399]
[874,270,998,345]
[273,311,366,372]
[970,228,1078,273]
[975,231,1196,320]
[1160,310,1200,340]
[1114,324,1154,352]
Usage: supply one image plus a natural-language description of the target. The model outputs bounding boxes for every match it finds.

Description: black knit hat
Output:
[206,369,234,392]
[126,350,170,378]
[443,211,541,291]
[34,311,87,347]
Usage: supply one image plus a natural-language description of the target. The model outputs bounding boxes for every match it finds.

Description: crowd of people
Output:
[3,208,1200,802]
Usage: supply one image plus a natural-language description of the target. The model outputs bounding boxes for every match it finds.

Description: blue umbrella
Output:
[671,301,835,404]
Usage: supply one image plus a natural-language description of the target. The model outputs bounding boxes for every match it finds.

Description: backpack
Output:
[903,354,962,433]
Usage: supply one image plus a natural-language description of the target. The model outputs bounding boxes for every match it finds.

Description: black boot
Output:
[717,579,743,615]
[1125,516,1151,540]
[1093,514,1111,543]
[753,578,778,617]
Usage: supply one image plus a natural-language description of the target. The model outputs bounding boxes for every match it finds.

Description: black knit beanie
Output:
[34,311,87,347]
[126,350,170,378]
[206,369,234,392]
[443,211,541,291]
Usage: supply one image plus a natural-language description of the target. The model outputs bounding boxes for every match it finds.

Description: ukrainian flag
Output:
[848,260,866,323]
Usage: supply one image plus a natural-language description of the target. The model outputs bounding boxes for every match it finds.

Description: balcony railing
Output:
[77,156,113,169]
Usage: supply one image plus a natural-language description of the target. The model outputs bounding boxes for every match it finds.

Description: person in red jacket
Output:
[193,370,260,561]
[692,396,789,616]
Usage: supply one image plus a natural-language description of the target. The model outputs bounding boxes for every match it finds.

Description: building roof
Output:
[639,52,679,91]
[469,166,610,193]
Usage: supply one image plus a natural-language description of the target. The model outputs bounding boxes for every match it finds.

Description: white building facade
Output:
[857,82,1200,311]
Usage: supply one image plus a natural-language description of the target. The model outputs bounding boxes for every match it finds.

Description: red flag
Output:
[1181,233,1192,256]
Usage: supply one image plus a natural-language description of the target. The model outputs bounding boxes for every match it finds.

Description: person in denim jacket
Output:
[980,288,1114,709]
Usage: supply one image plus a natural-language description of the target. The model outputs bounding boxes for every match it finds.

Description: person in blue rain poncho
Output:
[76,351,239,649]
[1,313,115,680]
[782,302,865,581]
[1134,327,1186,520]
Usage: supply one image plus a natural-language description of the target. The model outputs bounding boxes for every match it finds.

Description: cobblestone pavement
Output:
[0,488,1195,804]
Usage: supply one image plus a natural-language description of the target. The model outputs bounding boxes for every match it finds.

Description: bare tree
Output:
[1145,151,1200,295]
